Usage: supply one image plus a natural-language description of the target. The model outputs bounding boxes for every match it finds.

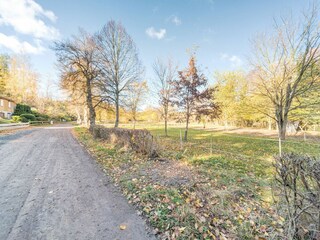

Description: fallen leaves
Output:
[75,127,285,240]
[119,224,127,230]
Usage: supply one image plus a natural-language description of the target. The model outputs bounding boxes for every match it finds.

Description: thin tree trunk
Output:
[115,94,119,128]
[86,78,96,132]
[184,114,189,141]
[133,114,136,129]
[165,119,168,137]
[164,104,168,136]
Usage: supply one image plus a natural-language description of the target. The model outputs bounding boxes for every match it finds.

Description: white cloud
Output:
[0,33,44,54]
[146,27,166,40]
[169,15,182,26]
[220,53,243,67]
[0,0,60,40]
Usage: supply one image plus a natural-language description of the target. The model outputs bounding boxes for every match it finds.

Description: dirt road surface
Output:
[0,125,155,240]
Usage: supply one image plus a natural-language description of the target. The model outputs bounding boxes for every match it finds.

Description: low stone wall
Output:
[92,125,157,156]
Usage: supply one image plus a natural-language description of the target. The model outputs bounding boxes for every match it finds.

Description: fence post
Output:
[179,129,183,150]
[279,137,282,157]
[210,134,213,155]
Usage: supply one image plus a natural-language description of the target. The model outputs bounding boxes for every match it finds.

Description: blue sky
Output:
[0,0,308,96]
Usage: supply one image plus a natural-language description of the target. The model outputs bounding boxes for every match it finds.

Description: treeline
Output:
[54,21,145,131]
[56,6,320,140]
[54,21,218,140]
[0,54,75,121]
[150,6,320,140]
[0,55,37,105]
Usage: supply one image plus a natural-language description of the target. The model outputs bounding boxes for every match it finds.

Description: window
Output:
[8,102,11,108]
[0,99,3,107]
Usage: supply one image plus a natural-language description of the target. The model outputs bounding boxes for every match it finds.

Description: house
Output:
[0,96,16,119]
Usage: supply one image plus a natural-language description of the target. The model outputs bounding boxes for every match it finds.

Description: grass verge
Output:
[73,126,319,239]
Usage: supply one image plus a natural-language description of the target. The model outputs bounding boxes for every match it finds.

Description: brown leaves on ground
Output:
[145,159,194,187]
[74,128,284,240]
[119,224,127,230]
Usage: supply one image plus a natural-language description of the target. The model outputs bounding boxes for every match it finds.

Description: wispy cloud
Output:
[220,53,243,67]
[0,33,44,54]
[167,15,182,26]
[0,0,59,54]
[146,27,166,40]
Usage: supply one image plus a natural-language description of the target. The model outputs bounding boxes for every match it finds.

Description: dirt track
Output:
[0,124,154,240]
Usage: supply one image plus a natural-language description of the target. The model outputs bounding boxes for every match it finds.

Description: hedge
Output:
[92,125,158,157]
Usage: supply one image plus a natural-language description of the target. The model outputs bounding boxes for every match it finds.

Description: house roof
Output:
[0,96,16,103]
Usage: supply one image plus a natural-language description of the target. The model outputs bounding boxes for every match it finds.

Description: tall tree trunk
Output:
[86,78,96,132]
[115,94,119,128]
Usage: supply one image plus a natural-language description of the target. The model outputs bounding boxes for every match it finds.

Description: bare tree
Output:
[96,20,143,128]
[124,81,148,129]
[171,55,219,141]
[251,5,320,140]
[153,58,177,136]
[54,30,100,131]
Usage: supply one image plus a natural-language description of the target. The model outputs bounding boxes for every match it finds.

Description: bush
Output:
[11,116,21,122]
[20,113,36,122]
[92,125,158,156]
[273,153,320,239]
[20,117,28,123]
[13,104,32,115]
[32,111,50,120]
[35,117,47,121]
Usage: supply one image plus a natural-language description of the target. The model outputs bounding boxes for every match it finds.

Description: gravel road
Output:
[0,124,155,240]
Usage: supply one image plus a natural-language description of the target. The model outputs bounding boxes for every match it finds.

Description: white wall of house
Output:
[0,111,12,119]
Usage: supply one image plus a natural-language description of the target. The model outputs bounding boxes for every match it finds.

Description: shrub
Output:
[92,125,158,156]
[273,153,320,239]
[35,117,46,121]
[32,111,49,120]
[11,116,21,122]
[13,104,32,115]
[20,117,28,123]
[20,113,36,122]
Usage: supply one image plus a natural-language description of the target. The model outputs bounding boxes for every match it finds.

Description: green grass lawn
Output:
[101,123,320,202]
[0,118,12,124]
[113,123,319,181]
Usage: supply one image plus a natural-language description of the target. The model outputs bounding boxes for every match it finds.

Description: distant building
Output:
[0,96,16,119]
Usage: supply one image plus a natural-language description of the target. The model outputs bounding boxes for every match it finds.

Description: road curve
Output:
[0,124,154,240]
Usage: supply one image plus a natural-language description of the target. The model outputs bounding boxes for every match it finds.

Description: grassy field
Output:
[75,123,320,239]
